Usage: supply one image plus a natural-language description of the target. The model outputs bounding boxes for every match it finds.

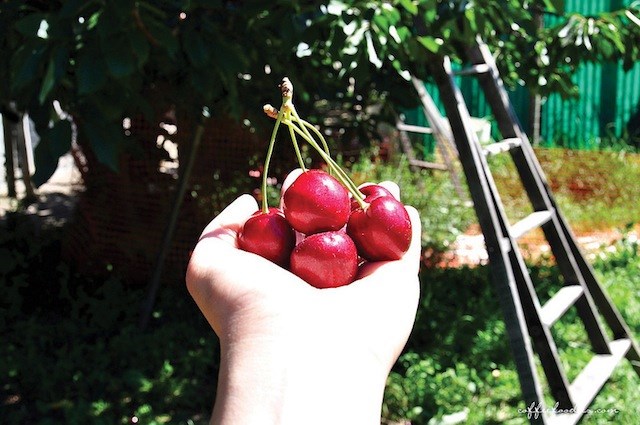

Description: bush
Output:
[0,221,218,424]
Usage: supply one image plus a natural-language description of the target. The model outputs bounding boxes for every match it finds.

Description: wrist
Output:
[211,325,388,424]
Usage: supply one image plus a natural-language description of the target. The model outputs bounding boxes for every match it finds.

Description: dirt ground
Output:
[0,152,83,227]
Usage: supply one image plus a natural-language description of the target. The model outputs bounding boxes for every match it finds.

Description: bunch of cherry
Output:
[238,78,412,289]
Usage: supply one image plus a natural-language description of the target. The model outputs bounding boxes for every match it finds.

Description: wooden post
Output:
[2,115,17,198]
[528,10,544,145]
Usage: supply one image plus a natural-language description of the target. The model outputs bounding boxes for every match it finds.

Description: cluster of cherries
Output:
[237,78,412,289]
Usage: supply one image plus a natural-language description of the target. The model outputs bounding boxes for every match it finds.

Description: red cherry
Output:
[351,184,394,210]
[282,170,350,234]
[238,208,296,268]
[347,196,412,261]
[289,231,359,288]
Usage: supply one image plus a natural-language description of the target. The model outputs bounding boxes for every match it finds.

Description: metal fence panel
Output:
[407,0,640,153]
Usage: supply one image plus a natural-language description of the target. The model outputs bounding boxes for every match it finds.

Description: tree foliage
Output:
[1,0,640,186]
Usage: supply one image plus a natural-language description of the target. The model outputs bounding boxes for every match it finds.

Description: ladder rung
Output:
[547,339,631,425]
[453,63,491,76]
[408,159,449,171]
[509,210,554,240]
[482,138,522,156]
[540,285,584,327]
[397,122,434,134]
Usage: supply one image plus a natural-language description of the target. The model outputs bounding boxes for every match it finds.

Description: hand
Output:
[186,175,422,425]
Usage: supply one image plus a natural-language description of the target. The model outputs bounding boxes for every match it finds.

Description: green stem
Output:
[284,119,366,207]
[262,111,284,213]
[298,118,331,158]
[289,106,331,157]
[286,111,307,171]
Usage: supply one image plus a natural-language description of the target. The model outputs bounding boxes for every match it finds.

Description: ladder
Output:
[426,40,640,424]
[396,76,464,197]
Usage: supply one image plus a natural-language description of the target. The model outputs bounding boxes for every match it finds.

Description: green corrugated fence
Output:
[406,0,640,154]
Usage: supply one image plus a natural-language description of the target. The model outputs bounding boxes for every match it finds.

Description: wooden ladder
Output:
[426,39,640,424]
[395,76,465,198]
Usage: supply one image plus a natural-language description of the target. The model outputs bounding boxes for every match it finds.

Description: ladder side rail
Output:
[555,213,640,374]
[395,116,421,172]
[410,76,458,155]
[409,77,466,197]
[477,151,576,409]
[431,57,547,421]
[440,61,576,409]
[468,43,612,355]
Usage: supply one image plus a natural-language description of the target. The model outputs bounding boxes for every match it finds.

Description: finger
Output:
[356,205,422,279]
[376,181,401,200]
[279,168,304,208]
[199,194,259,245]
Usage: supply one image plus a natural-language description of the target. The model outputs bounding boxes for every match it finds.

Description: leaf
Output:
[183,26,209,66]
[30,118,73,187]
[103,36,136,78]
[47,120,73,158]
[38,59,56,105]
[144,16,179,57]
[398,0,418,15]
[59,0,89,19]
[14,14,47,38]
[34,38,68,103]
[76,49,108,94]
[210,40,245,77]
[129,30,150,67]
[541,0,565,15]
[10,44,47,91]
[417,36,441,54]
[82,120,122,171]
[32,138,60,188]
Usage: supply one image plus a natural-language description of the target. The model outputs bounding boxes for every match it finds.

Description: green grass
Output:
[384,235,640,424]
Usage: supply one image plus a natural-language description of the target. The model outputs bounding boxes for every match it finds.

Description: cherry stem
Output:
[261,109,284,213]
[289,106,331,159]
[286,110,307,172]
[263,77,367,209]
[284,118,366,207]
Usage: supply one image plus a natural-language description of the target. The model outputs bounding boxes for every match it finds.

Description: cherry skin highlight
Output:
[283,169,351,235]
[289,231,359,288]
[238,208,296,268]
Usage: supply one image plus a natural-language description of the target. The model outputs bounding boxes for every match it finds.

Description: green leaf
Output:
[398,0,418,15]
[47,120,73,158]
[82,120,122,171]
[129,30,150,67]
[144,17,179,57]
[541,0,564,15]
[32,138,59,188]
[183,26,209,66]
[103,36,136,78]
[59,0,89,19]
[417,36,441,54]
[14,14,47,38]
[210,40,245,76]
[11,44,47,90]
[34,44,68,104]
[76,49,108,94]
[38,59,56,104]
[30,119,73,186]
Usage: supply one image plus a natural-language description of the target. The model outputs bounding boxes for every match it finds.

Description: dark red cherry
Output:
[238,208,296,268]
[282,170,350,235]
[289,231,359,288]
